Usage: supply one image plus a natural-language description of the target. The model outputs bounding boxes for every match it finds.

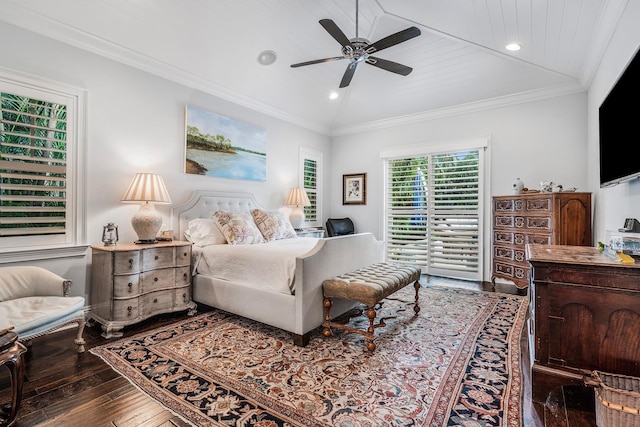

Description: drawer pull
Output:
[154,255,159,260]
[128,282,133,292]
[154,277,158,282]
[183,252,188,257]
[183,273,188,279]
[183,293,187,302]
[127,306,132,316]
[128,259,133,268]
[153,298,158,303]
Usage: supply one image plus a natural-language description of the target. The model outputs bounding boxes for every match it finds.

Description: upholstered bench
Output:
[322,262,421,351]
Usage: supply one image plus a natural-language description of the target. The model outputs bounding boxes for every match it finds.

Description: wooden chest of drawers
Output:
[90,241,197,338]
[491,192,591,289]
[527,245,640,403]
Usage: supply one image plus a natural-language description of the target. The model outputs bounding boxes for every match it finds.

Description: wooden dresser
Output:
[491,192,591,289]
[527,245,640,403]
[90,241,197,338]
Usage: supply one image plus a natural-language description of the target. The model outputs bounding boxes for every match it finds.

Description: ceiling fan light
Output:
[506,43,521,51]
[257,50,277,65]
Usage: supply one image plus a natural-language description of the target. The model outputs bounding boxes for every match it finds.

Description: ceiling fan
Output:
[290,0,421,88]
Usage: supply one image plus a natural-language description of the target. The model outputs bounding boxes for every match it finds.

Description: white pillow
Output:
[252,209,297,241]
[212,211,265,245]
[184,218,227,246]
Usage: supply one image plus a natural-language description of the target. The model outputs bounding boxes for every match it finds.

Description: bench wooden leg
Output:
[322,298,333,337]
[366,306,377,352]
[413,280,421,315]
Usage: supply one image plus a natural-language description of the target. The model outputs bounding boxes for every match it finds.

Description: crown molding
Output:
[0,2,331,136]
[330,81,586,137]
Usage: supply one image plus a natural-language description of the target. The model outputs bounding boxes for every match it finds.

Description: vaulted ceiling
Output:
[0,0,627,135]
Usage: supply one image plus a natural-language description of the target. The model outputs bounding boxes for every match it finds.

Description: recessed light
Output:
[257,50,277,65]
[506,43,521,51]
[329,91,339,100]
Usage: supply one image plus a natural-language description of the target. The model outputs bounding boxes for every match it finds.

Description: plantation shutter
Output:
[0,91,68,238]
[385,147,483,281]
[428,151,481,280]
[299,147,322,228]
[303,158,318,223]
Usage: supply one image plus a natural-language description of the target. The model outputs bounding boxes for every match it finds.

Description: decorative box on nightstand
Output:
[296,228,325,238]
[89,240,197,339]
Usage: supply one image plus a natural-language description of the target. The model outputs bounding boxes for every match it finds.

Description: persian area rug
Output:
[91,286,527,427]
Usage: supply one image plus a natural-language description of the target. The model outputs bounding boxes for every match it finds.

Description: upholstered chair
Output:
[325,218,355,237]
[0,266,86,353]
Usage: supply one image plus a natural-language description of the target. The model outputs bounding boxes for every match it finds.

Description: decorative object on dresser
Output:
[491,192,591,289]
[89,241,197,339]
[526,244,640,408]
[121,173,172,244]
[284,187,311,230]
[101,222,119,246]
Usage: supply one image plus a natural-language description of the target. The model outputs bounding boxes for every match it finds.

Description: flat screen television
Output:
[599,46,640,187]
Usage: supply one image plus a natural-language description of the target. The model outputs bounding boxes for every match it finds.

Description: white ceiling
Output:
[0,0,628,135]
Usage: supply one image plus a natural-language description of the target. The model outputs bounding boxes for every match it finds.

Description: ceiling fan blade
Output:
[367,26,421,53]
[319,19,353,48]
[367,56,413,76]
[291,56,345,68]
[339,63,358,88]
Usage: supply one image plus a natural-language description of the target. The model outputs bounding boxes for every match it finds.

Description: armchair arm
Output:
[0,266,69,302]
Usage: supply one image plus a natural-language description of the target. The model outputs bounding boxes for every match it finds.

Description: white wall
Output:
[330,92,589,282]
[588,1,640,244]
[0,23,331,301]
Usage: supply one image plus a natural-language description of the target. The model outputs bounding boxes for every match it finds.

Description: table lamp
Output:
[285,187,311,230]
[121,173,171,244]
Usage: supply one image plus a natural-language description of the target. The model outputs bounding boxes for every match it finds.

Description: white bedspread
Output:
[192,237,320,295]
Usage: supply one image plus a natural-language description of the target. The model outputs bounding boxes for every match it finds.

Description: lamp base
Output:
[289,206,305,230]
[134,239,158,245]
[131,202,162,243]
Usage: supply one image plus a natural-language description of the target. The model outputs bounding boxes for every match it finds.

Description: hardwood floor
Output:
[0,276,596,426]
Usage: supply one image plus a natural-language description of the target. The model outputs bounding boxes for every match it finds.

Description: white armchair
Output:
[0,266,86,353]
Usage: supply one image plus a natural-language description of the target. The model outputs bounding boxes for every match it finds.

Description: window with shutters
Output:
[1,71,86,257]
[299,147,322,227]
[383,140,485,281]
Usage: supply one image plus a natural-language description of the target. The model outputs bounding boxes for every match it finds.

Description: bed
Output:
[172,190,385,345]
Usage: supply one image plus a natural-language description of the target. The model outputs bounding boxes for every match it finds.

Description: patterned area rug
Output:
[91,286,527,426]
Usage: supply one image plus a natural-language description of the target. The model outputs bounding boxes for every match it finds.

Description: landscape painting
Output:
[185,105,266,181]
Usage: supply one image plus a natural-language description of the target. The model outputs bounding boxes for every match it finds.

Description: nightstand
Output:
[296,228,325,238]
[89,240,197,339]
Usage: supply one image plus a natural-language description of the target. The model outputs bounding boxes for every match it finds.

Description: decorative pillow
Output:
[183,218,227,246]
[212,211,265,245]
[252,209,297,241]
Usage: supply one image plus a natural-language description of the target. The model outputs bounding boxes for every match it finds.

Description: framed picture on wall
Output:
[184,105,266,181]
[343,173,367,205]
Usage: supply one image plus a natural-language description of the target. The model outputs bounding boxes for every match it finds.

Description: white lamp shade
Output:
[284,187,311,207]
[121,173,172,203]
[122,173,171,243]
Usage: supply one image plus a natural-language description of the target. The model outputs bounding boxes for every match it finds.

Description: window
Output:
[0,70,86,258]
[383,139,486,281]
[299,147,322,227]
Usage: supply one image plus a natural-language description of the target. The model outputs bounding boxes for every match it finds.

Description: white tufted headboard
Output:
[172,190,263,241]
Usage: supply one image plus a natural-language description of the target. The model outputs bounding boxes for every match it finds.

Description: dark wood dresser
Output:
[492,192,591,289]
[526,244,640,403]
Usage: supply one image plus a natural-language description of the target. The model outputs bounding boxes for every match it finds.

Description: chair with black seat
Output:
[325,218,355,237]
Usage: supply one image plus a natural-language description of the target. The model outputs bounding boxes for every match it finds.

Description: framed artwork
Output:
[185,105,266,181]
[343,173,367,205]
